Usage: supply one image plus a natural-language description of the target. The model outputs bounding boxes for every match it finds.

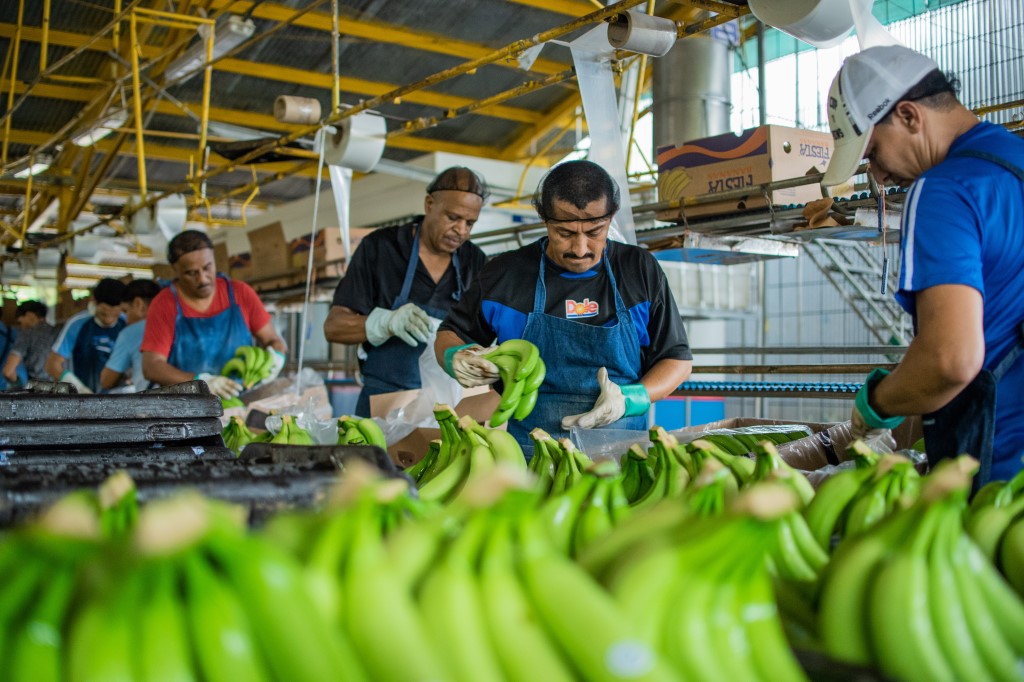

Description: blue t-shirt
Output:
[52,310,126,391]
[104,319,148,391]
[896,121,1024,479]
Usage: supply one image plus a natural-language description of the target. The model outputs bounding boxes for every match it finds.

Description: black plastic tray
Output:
[0,380,221,422]
[0,441,234,467]
[239,443,397,474]
[1,417,225,448]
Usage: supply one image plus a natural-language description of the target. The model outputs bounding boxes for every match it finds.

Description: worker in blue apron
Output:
[324,166,490,417]
[46,278,127,393]
[437,160,693,460]
[355,225,466,416]
[823,46,1024,484]
[140,230,287,399]
[167,275,254,377]
[507,239,648,450]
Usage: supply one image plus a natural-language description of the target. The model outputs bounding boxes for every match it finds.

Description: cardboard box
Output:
[655,124,833,220]
[370,386,503,468]
[228,252,256,282]
[2,297,18,327]
[213,242,230,275]
[151,263,175,282]
[55,290,89,322]
[247,222,291,275]
[289,227,372,276]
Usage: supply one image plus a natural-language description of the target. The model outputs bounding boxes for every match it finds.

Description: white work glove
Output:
[197,373,241,399]
[365,304,431,347]
[60,370,92,394]
[449,344,500,388]
[561,367,652,430]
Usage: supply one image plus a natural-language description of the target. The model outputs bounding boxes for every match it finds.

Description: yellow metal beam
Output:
[503,0,595,16]
[3,126,500,179]
[207,0,569,75]
[215,59,541,125]
[0,23,163,60]
[501,91,582,161]
[0,24,544,126]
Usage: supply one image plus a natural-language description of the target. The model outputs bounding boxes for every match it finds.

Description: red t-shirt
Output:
[140,279,271,358]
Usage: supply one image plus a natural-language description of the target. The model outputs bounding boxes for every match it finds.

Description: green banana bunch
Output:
[619,443,656,503]
[966,466,1024,561]
[416,411,528,504]
[531,432,593,496]
[221,396,245,409]
[819,455,1024,680]
[222,414,263,455]
[629,431,690,512]
[484,339,546,427]
[271,414,314,445]
[337,415,387,449]
[97,470,139,539]
[221,345,275,388]
[750,440,816,508]
[602,484,810,682]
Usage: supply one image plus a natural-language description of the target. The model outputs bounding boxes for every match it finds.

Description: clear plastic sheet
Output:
[378,319,464,446]
[776,421,897,472]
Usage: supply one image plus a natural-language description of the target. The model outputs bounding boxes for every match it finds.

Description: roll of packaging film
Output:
[748,0,902,50]
[607,10,678,57]
[273,95,322,125]
[561,23,637,245]
[319,112,386,174]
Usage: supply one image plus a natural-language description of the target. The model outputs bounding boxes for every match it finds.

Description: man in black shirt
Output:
[436,160,692,457]
[325,167,489,416]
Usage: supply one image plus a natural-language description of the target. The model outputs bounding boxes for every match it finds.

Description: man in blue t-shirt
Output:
[823,46,1024,483]
[46,278,127,393]
[101,279,162,393]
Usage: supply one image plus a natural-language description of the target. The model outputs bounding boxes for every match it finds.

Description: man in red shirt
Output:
[141,230,287,398]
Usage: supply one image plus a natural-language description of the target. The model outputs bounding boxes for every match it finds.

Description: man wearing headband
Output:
[325,166,489,416]
[823,45,1024,484]
[436,160,692,459]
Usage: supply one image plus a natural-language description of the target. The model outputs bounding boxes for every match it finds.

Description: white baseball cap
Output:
[822,46,940,187]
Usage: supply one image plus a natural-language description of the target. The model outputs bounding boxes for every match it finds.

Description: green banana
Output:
[418,515,505,682]
[205,531,367,682]
[1000,517,1024,596]
[478,517,577,682]
[67,569,141,682]
[137,562,197,682]
[8,564,77,682]
[515,514,677,682]
[802,464,874,550]
[343,499,450,681]
[182,551,271,682]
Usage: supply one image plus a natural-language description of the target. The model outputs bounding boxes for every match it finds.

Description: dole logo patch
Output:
[565,298,599,319]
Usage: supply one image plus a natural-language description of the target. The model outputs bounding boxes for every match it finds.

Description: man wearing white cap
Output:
[823,45,1024,484]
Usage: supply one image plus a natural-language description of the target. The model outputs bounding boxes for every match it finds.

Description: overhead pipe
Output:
[2,0,25,167]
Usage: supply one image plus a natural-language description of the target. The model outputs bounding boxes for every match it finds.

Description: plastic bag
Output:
[249,368,334,443]
[776,421,897,472]
[569,427,650,462]
[378,318,463,445]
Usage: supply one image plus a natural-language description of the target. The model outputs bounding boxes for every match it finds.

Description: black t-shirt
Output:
[440,239,692,372]
[331,220,488,318]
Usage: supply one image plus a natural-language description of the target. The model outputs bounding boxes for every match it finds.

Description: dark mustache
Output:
[562,253,594,260]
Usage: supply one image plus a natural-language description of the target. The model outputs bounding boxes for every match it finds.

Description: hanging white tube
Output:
[563,24,637,245]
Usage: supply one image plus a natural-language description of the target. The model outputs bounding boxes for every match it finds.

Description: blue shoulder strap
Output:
[948,149,1024,181]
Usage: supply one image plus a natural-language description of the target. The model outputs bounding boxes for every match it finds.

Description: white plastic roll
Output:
[607,10,677,57]
[274,95,322,125]
[318,112,386,173]
[748,0,903,50]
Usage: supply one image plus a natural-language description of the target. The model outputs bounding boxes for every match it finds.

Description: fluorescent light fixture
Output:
[13,154,53,178]
[165,15,256,83]
[71,109,130,147]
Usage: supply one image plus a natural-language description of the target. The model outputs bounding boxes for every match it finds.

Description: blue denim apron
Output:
[508,240,647,459]
[922,149,1024,487]
[71,316,125,393]
[355,223,463,416]
[167,275,253,376]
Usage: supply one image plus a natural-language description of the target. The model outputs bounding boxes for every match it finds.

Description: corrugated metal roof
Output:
[0,0,723,240]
